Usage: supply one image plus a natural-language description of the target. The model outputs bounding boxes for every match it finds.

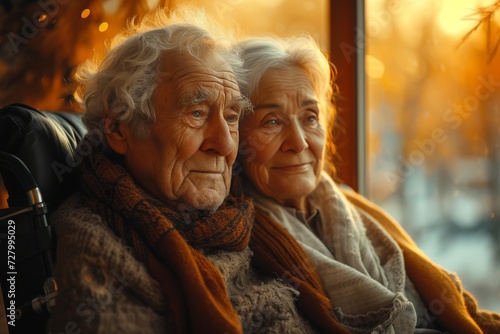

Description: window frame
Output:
[329,0,366,195]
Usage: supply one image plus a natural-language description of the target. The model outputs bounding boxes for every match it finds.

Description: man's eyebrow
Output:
[178,87,215,107]
[231,96,250,107]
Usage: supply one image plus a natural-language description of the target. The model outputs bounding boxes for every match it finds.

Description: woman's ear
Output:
[104,118,128,155]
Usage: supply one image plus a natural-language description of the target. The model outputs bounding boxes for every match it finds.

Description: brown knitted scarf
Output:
[80,141,252,333]
[79,136,348,333]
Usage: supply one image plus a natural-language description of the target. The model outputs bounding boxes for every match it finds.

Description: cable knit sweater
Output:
[47,194,315,333]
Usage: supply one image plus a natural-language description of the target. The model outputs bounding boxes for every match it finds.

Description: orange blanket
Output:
[343,189,500,334]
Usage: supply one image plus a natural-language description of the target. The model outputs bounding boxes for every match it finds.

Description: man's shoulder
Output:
[51,193,150,281]
[50,193,124,252]
[51,193,103,229]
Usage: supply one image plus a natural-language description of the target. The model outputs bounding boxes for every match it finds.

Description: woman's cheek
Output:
[245,131,276,155]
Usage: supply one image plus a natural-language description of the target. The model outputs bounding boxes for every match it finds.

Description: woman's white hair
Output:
[75,6,241,138]
[236,35,336,126]
[234,35,337,158]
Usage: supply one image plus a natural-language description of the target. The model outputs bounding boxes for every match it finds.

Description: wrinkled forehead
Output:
[153,50,242,106]
[253,66,316,101]
[159,50,236,82]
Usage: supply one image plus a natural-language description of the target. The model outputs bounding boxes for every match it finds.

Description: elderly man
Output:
[47,7,350,334]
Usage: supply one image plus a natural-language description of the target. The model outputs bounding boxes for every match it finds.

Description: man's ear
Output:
[104,118,128,155]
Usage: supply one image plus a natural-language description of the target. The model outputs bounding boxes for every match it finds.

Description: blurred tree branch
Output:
[459,0,500,62]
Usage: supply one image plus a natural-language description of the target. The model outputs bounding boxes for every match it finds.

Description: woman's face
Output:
[238,67,325,211]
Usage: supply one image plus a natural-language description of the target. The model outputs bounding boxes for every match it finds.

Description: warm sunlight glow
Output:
[366,55,385,79]
[99,22,109,32]
[81,9,90,19]
[103,0,120,15]
[438,0,484,36]
[147,0,160,10]
[253,0,284,8]
[37,13,48,23]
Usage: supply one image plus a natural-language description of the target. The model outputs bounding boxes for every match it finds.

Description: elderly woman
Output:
[47,9,353,334]
[235,35,500,334]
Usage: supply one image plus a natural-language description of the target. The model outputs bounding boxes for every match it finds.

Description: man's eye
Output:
[226,114,239,124]
[265,119,279,126]
[192,110,203,118]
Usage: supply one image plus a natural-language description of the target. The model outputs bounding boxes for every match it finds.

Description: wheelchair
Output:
[0,104,87,333]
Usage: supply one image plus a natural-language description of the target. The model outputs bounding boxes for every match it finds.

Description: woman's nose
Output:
[280,120,308,153]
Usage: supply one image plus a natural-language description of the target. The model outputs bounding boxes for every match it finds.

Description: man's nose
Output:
[200,113,235,156]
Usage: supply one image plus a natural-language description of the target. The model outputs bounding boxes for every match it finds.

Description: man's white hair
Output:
[75,6,241,138]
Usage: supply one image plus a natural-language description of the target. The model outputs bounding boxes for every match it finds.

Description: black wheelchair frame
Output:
[0,104,87,333]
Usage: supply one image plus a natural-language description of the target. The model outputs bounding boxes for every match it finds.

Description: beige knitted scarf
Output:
[245,172,418,333]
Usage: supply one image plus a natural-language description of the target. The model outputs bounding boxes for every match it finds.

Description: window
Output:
[364,0,500,311]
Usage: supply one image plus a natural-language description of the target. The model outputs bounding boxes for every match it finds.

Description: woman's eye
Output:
[265,119,279,126]
[259,111,282,129]
[305,111,320,125]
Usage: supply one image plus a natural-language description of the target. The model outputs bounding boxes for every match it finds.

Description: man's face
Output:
[115,52,243,210]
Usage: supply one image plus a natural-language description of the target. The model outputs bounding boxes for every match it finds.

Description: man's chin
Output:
[182,190,226,212]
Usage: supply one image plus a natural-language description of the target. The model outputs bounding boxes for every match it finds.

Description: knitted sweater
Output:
[47,194,315,333]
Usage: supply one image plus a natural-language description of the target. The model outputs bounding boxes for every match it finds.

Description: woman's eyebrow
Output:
[253,98,318,111]
[302,99,319,106]
[253,103,281,111]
